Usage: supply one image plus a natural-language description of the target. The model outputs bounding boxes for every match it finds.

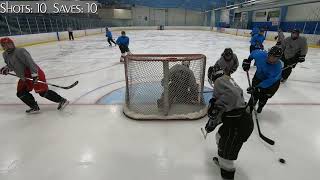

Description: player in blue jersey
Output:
[242,46,283,113]
[250,29,265,53]
[106,27,117,47]
[250,26,260,37]
[116,31,130,62]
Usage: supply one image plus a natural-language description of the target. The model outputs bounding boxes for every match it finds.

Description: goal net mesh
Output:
[124,54,207,120]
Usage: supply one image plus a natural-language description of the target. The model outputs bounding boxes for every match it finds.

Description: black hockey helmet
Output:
[268,46,283,58]
[291,29,301,34]
[208,64,224,83]
[222,48,233,61]
[222,48,233,56]
[291,29,300,40]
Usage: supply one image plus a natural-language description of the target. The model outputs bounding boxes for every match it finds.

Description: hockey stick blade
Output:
[259,132,275,145]
[253,104,275,145]
[50,81,79,89]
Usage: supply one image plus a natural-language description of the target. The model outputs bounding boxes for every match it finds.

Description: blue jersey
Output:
[251,26,259,37]
[106,31,112,38]
[249,50,282,88]
[116,36,129,47]
[250,34,265,48]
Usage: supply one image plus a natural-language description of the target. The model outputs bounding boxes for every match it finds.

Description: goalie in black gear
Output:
[205,64,254,180]
[157,61,198,110]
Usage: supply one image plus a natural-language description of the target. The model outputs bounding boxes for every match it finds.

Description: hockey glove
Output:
[247,86,260,94]
[298,55,306,63]
[206,98,222,133]
[31,73,39,84]
[0,66,10,75]
[242,59,251,71]
[205,109,222,133]
[207,98,216,114]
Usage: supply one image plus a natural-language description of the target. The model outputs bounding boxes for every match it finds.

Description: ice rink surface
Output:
[0,30,320,180]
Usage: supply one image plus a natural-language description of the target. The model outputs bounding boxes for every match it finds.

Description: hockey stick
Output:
[281,49,302,71]
[202,90,214,94]
[246,71,275,145]
[8,73,79,90]
[282,63,297,71]
[200,127,208,139]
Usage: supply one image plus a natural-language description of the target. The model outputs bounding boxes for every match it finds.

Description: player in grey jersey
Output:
[208,48,238,82]
[205,64,253,180]
[281,29,308,82]
[275,28,285,46]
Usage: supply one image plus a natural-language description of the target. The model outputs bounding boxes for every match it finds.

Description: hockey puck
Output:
[279,158,286,164]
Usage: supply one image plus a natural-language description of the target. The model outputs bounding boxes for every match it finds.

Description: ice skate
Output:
[26,103,40,114]
[58,98,69,110]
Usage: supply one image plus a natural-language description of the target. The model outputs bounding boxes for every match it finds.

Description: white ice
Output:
[0,30,320,180]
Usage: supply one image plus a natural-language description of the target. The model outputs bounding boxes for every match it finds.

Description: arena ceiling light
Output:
[213,0,258,11]
[236,0,320,12]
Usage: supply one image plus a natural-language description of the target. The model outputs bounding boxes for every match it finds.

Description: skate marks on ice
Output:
[0,160,19,174]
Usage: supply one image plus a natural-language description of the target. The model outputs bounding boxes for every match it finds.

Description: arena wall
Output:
[1,26,319,50]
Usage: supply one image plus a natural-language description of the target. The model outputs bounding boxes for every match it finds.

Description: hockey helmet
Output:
[208,64,224,83]
[268,46,283,58]
[222,48,233,61]
[291,29,300,34]
[291,29,300,40]
[0,37,14,45]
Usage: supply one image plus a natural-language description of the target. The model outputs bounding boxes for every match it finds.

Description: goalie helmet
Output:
[182,60,190,67]
[222,48,233,61]
[208,64,224,84]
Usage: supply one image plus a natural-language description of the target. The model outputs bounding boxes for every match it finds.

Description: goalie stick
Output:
[8,73,78,90]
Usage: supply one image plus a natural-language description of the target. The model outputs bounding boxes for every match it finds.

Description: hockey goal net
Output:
[124,54,207,120]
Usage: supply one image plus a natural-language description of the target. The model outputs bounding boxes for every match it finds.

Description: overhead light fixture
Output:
[214,0,258,11]
[228,6,239,10]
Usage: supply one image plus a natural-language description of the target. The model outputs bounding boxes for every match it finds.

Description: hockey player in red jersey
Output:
[0,37,69,113]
